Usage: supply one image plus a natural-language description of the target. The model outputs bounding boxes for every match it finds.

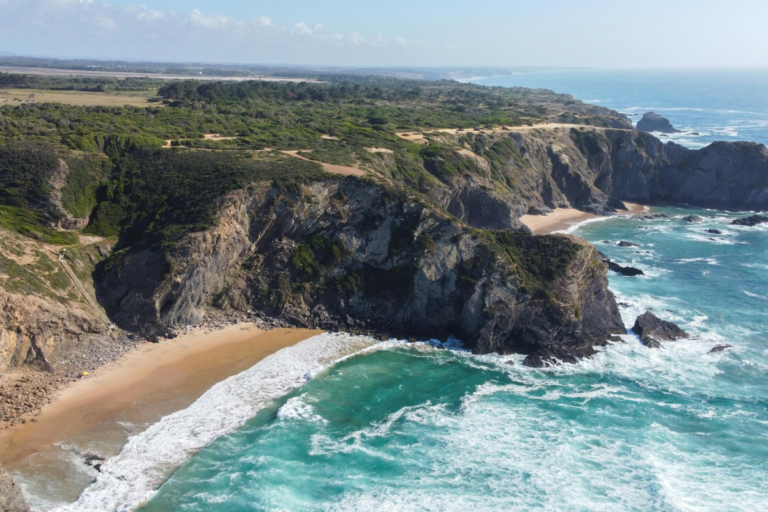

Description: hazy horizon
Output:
[1,0,768,69]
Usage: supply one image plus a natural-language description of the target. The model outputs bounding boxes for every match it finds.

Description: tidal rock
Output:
[148,335,160,344]
[637,112,681,134]
[682,215,703,223]
[705,229,722,235]
[618,241,638,247]
[708,345,733,354]
[0,468,30,512]
[599,252,644,276]
[632,311,690,348]
[732,215,768,226]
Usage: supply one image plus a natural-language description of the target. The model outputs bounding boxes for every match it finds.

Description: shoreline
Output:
[521,202,646,235]
[0,324,320,476]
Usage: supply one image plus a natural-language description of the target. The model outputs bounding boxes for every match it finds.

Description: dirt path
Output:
[57,253,111,328]
[397,123,633,143]
[280,150,365,177]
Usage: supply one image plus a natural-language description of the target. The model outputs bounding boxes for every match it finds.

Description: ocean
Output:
[473,69,768,149]
[29,71,768,511]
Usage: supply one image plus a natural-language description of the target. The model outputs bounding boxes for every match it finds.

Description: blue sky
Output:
[1,0,767,68]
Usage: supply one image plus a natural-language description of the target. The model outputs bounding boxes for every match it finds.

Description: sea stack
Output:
[637,112,681,134]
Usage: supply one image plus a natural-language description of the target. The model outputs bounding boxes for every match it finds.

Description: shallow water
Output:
[136,208,768,511]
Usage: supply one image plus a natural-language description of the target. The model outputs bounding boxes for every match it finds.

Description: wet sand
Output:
[521,202,646,235]
[0,324,320,468]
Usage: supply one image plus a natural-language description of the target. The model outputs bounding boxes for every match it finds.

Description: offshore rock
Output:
[599,252,644,276]
[636,112,681,134]
[732,215,768,226]
[682,215,703,223]
[97,179,625,364]
[632,311,690,349]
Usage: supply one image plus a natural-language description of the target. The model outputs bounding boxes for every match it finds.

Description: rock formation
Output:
[732,215,768,226]
[0,468,29,512]
[96,179,626,365]
[632,311,689,349]
[637,112,681,134]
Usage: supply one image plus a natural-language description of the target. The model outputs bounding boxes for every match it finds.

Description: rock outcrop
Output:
[96,179,625,364]
[599,252,644,277]
[632,311,689,348]
[637,112,681,134]
[732,215,768,226]
[0,468,29,512]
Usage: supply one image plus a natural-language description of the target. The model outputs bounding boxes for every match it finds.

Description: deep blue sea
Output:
[42,71,768,512]
[474,69,768,149]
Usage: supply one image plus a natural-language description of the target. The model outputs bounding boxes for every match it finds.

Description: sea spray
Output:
[138,207,768,511]
[54,333,384,512]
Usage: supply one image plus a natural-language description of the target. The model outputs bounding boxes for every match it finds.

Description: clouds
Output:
[0,0,418,64]
[1,0,766,68]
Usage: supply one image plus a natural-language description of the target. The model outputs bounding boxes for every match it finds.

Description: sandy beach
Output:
[0,324,320,471]
[521,202,646,235]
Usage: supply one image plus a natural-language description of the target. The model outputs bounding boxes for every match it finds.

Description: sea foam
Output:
[55,332,380,512]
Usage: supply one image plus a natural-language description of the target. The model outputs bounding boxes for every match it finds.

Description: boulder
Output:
[527,205,552,216]
[708,345,733,354]
[682,215,703,223]
[705,229,722,235]
[732,215,768,227]
[636,112,681,134]
[618,241,639,247]
[0,468,30,512]
[632,311,690,348]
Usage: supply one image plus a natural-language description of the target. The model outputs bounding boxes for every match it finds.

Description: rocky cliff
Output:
[398,127,768,216]
[96,178,625,362]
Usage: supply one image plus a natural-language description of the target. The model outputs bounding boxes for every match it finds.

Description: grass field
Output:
[0,89,158,107]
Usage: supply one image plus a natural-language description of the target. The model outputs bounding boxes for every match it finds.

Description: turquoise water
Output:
[473,69,768,149]
[141,209,768,511]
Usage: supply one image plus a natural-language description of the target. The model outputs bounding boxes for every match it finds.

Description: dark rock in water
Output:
[732,215,768,226]
[708,345,733,354]
[598,251,644,276]
[692,132,701,136]
[632,311,690,348]
[506,360,515,366]
[618,302,630,308]
[618,241,639,247]
[0,468,30,512]
[682,215,703,223]
[637,112,681,134]
[705,229,722,235]
[527,205,552,216]
[637,213,671,221]
[609,335,624,342]
[524,354,550,368]
[609,262,644,276]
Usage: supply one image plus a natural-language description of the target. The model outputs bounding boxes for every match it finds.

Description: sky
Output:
[1,0,767,68]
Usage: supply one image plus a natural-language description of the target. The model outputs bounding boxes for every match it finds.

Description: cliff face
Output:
[407,127,768,216]
[96,179,625,361]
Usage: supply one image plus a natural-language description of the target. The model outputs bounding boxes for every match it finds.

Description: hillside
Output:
[0,73,766,427]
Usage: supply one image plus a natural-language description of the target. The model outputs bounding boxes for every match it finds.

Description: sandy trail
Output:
[397,123,633,143]
[280,150,365,177]
[521,202,646,235]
